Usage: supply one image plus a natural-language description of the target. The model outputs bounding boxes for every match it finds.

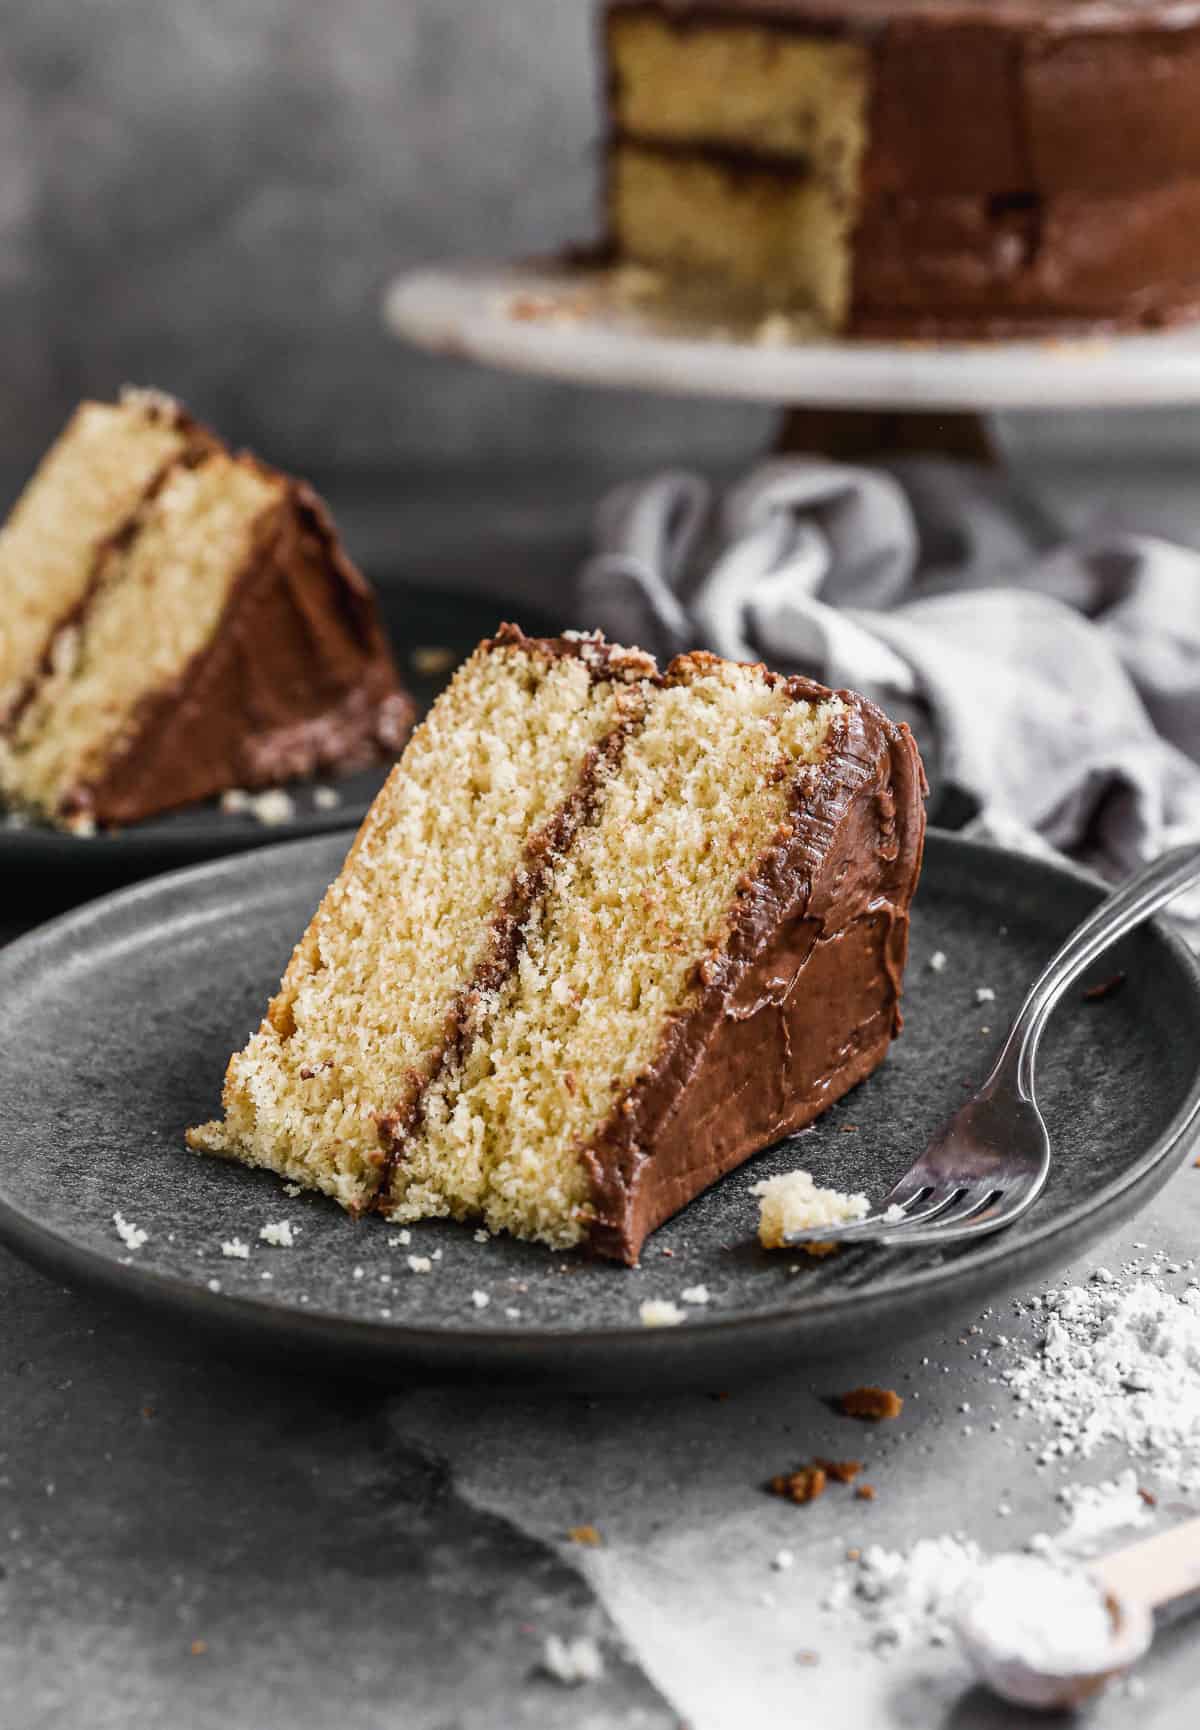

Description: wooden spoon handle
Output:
[1091,1516,1200,1612]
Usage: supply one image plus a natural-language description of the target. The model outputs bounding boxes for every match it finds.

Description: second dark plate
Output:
[1,582,558,882]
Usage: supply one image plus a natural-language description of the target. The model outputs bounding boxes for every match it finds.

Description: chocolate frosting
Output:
[606,0,1200,333]
[64,479,413,825]
[581,660,927,1264]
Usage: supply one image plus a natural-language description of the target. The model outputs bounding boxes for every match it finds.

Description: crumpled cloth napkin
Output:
[578,458,1200,885]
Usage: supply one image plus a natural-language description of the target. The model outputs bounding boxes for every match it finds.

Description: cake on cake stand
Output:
[385,258,1200,461]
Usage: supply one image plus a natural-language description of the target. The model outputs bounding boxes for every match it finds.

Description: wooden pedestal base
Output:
[775,408,997,464]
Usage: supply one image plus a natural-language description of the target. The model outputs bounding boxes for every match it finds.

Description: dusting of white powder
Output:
[1054,1469,1151,1550]
[1006,1275,1200,1485]
[957,1555,1114,1676]
[830,1261,1199,1660]
[829,1535,984,1649]
[541,1633,604,1685]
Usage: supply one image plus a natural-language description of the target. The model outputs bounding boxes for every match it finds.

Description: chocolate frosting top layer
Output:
[610,0,1200,34]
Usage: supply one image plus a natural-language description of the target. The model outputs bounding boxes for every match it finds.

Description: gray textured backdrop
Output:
[0,0,768,476]
[1,0,1196,484]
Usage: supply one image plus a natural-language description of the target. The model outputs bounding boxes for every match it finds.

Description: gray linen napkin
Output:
[578,458,1200,885]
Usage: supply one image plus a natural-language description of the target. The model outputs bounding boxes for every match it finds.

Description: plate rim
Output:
[1,827,1198,1368]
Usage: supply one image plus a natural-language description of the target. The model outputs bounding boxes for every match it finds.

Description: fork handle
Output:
[991,843,1200,1100]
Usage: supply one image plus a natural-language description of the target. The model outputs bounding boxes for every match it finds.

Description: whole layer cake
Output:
[0,390,414,827]
[604,0,1200,335]
[189,626,925,1265]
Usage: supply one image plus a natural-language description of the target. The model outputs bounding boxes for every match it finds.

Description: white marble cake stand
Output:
[385,258,1200,414]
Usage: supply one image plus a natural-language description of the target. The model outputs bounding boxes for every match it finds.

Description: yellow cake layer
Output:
[0,395,188,723]
[3,454,280,816]
[610,141,858,325]
[188,639,654,1211]
[608,11,869,161]
[388,658,842,1247]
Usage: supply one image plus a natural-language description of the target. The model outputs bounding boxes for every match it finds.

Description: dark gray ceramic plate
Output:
[1,583,558,883]
[1,830,1198,1391]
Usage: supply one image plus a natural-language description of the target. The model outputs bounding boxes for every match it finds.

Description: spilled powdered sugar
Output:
[829,1258,1200,1657]
[1007,1272,1200,1486]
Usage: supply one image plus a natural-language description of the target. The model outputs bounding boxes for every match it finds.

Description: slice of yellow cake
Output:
[189,626,925,1264]
[0,389,413,827]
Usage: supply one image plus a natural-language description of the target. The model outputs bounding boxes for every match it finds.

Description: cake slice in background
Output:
[0,389,413,828]
[190,626,925,1265]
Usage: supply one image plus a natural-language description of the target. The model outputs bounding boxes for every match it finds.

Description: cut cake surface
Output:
[189,625,925,1265]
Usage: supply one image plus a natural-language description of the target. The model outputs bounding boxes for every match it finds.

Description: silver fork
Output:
[783,843,1200,1252]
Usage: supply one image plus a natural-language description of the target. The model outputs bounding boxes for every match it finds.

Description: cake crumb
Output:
[640,1299,686,1328]
[768,1466,827,1505]
[206,1278,221,1294]
[248,788,295,827]
[928,950,948,973]
[389,1230,412,1247]
[814,1458,863,1484]
[752,1169,868,1250]
[220,1238,250,1261]
[567,1525,602,1547]
[681,1284,711,1305]
[975,986,996,1004]
[219,789,249,814]
[190,1639,208,1657]
[411,644,457,677]
[540,1633,604,1686]
[113,1212,148,1251]
[312,786,341,812]
[772,1548,795,1571]
[258,1220,297,1248]
[839,1386,904,1421]
[855,1484,877,1501]
[505,1306,522,1319]
[282,1183,302,1197]
[470,1289,489,1310]
[474,1228,491,1243]
[407,1255,432,1275]
[754,311,796,347]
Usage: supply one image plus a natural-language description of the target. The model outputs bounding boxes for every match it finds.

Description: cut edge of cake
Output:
[187,625,659,1213]
[189,626,926,1265]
